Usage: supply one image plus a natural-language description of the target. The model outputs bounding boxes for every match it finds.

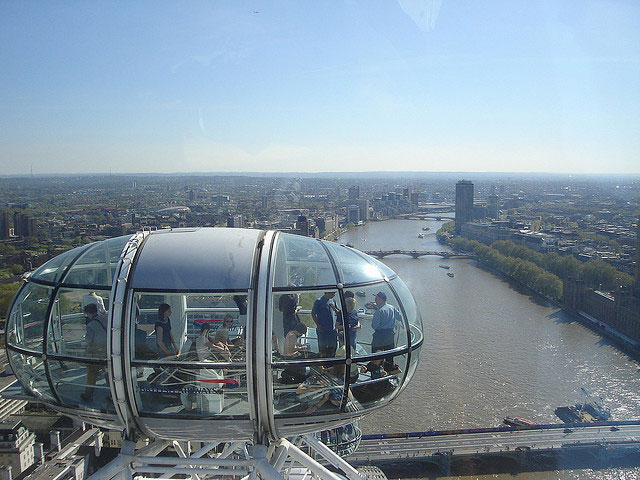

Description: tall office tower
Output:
[227,215,244,228]
[348,185,360,201]
[314,217,326,235]
[347,205,360,224]
[0,211,9,239]
[28,218,37,237]
[13,212,23,237]
[296,215,310,236]
[356,199,370,221]
[13,212,33,237]
[487,194,499,219]
[455,180,474,234]
[403,188,409,198]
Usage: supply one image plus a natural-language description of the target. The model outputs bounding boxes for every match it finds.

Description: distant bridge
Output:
[347,421,640,475]
[398,213,455,221]
[364,250,470,259]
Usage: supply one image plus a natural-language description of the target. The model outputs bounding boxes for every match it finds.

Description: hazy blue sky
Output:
[1,1,639,175]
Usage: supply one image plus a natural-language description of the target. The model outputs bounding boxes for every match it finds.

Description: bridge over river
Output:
[363,250,471,259]
[346,421,640,475]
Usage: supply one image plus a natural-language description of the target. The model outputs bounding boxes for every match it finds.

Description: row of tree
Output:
[447,237,564,301]
[439,228,634,302]
[489,240,633,290]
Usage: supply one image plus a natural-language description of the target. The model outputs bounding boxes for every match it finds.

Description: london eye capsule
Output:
[5,228,423,442]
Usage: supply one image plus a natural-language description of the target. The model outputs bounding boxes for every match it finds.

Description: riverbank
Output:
[475,259,640,361]
[479,260,640,360]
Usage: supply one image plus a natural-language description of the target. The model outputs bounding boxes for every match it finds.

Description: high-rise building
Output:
[0,211,9,239]
[227,215,244,228]
[347,205,360,224]
[12,212,35,238]
[356,199,370,222]
[348,185,360,201]
[455,180,474,234]
[487,194,499,219]
[296,215,310,236]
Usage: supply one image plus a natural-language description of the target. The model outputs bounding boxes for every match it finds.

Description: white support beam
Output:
[303,434,365,480]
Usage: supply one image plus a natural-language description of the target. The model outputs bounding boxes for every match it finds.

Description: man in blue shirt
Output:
[311,291,340,357]
[371,291,401,374]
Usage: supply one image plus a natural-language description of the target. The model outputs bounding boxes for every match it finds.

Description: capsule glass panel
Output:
[322,242,384,285]
[274,290,345,360]
[390,277,423,346]
[7,282,53,352]
[61,235,130,287]
[131,292,247,362]
[132,365,249,417]
[346,284,407,358]
[48,359,115,413]
[47,288,110,358]
[366,256,396,279]
[401,346,422,395]
[273,364,346,417]
[273,234,335,288]
[8,350,55,402]
[30,244,89,284]
[351,352,407,408]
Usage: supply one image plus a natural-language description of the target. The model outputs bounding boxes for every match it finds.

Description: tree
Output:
[9,264,22,276]
[0,282,21,320]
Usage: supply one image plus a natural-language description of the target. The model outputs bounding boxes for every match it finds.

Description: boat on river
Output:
[422,226,430,231]
[439,265,450,269]
[447,272,454,278]
[417,233,425,238]
[555,388,611,423]
[503,417,535,428]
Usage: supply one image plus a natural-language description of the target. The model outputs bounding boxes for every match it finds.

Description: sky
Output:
[1,1,639,175]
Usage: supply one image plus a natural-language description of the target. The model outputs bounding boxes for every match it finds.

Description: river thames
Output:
[340,219,640,479]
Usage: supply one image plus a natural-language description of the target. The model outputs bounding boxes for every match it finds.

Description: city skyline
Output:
[1,1,639,175]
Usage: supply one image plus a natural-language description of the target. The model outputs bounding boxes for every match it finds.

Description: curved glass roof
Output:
[131,228,263,290]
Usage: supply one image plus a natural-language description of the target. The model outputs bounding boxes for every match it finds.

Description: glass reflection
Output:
[273,365,346,416]
[7,282,53,352]
[390,278,422,331]
[273,234,335,288]
[133,365,249,417]
[132,292,247,363]
[347,285,407,359]
[30,244,89,283]
[322,242,384,285]
[61,236,129,287]
[273,290,345,360]
[48,359,115,412]
[47,288,109,358]
[351,353,406,408]
[8,350,55,402]
[399,346,421,395]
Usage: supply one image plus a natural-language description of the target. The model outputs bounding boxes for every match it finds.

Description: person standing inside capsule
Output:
[155,303,178,358]
[81,303,107,402]
[312,291,340,357]
[371,292,401,374]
